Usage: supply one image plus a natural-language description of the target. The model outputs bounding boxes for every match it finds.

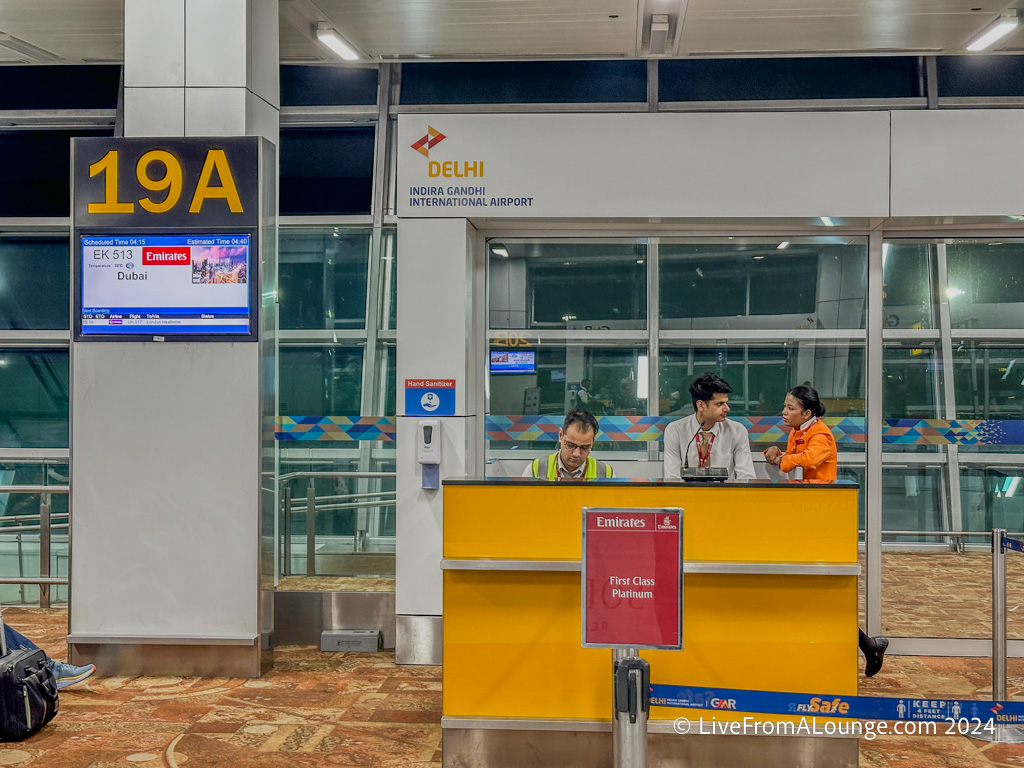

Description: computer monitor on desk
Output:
[679,467,729,482]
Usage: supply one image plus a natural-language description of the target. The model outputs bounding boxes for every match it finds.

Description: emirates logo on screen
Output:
[657,516,678,531]
[142,247,191,265]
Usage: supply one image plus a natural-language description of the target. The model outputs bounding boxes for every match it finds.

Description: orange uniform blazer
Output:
[779,418,837,482]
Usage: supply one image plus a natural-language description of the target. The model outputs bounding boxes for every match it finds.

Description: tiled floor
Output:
[2,600,1024,767]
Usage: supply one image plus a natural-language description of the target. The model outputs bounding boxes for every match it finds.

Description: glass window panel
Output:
[882,342,943,421]
[0,350,69,449]
[279,127,374,215]
[279,347,363,416]
[946,240,1024,329]
[488,240,647,330]
[952,344,1024,455]
[960,465,1024,535]
[659,238,866,330]
[0,237,70,330]
[953,345,1024,421]
[0,65,120,110]
[383,344,396,418]
[280,65,378,107]
[278,227,370,330]
[380,227,397,331]
[937,56,1024,98]
[0,130,112,217]
[881,242,936,329]
[660,57,921,102]
[400,61,647,105]
[879,465,980,640]
[658,342,866,422]
[487,344,648,456]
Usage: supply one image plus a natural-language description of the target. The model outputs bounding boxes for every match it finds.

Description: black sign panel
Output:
[73,137,259,229]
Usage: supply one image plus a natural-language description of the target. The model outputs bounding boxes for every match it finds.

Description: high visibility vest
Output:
[530,453,613,480]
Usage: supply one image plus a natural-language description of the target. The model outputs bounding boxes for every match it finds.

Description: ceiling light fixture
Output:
[649,15,670,56]
[490,245,509,257]
[967,11,1019,51]
[820,217,835,227]
[777,241,790,250]
[316,22,360,60]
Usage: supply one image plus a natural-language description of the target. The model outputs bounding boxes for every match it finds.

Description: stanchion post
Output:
[993,528,1007,707]
[613,647,649,768]
[978,528,1024,744]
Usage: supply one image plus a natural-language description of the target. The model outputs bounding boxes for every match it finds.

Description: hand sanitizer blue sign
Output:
[405,379,456,416]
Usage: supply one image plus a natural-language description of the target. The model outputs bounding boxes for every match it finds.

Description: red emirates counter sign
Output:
[582,507,683,650]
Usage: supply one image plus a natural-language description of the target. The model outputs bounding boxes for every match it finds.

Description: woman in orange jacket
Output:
[762,384,836,481]
[763,384,888,676]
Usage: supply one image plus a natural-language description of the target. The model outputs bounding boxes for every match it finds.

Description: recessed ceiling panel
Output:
[0,0,122,62]
[312,0,640,58]
[679,0,1021,55]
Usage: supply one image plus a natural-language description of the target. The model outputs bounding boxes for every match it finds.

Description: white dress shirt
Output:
[662,414,756,481]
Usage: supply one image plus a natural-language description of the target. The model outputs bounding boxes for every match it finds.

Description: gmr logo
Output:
[411,126,446,157]
[409,126,484,179]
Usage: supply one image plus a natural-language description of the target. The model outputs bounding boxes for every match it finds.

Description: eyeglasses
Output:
[562,440,593,454]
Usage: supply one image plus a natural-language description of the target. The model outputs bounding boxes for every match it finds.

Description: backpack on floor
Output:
[0,648,59,741]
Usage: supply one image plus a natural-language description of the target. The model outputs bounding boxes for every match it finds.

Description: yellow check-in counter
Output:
[442,479,861,768]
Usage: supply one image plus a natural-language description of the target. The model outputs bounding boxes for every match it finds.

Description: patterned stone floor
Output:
[858,551,1024,639]
[5,566,1024,768]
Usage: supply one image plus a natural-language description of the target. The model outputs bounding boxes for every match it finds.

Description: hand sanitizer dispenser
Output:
[418,419,441,489]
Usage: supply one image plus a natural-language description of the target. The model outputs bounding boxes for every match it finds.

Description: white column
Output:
[395,218,482,664]
[69,0,279,676]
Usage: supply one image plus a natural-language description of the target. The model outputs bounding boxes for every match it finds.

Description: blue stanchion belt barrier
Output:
[1003,535,1024,554]
[649,684,1024,725]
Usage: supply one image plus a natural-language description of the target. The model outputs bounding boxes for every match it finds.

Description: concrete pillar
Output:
[68,0,279,676]
[394,218,484,664]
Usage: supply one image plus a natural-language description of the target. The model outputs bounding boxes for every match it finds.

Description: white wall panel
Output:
[124,0,184,87]
[185,0,248,88]
[396,218,478,416]
[70,342,260,639]
[891,110,1024,217]
[395,415,474,616]
[123,87,186,137]
[185,88,248,136]
[397,112,891,219]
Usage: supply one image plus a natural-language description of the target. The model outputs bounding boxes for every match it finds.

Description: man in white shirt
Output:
[662,373,756,481]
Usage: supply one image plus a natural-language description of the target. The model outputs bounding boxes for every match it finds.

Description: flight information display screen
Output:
[78,234,253,337]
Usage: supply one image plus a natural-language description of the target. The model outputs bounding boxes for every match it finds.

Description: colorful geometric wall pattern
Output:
[273,415,1024,446]
[484,415,868,444]
[276,416,396,441]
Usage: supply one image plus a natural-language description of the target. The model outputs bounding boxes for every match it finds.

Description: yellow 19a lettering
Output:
[86,147,244,215]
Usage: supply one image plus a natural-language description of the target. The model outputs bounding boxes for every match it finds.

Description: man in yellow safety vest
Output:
[522,410,614,480]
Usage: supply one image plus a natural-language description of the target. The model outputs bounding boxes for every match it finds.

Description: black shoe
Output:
[865,636,888,678]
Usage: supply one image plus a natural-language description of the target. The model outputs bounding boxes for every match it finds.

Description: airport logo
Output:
[142,246,190,265]
[710,697,737,710]
[411,126,446,157]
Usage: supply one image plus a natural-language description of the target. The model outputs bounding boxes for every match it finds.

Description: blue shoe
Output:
[53,661,96,690]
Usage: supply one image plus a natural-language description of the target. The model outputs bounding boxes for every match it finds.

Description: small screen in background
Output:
[490,349,535,374]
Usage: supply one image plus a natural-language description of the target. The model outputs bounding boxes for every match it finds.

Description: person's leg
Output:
[859,628,888,677]
[5,624,95,689]
[51,661,96,689]
[5,624,44,655]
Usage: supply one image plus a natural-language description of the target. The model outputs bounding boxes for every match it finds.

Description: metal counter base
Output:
[442,719,858,768]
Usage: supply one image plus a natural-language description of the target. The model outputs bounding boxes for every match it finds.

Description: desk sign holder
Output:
[582,507,683,768]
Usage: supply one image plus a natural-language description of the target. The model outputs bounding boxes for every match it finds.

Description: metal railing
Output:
[278,471,396,577]
[0,484,70,608]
